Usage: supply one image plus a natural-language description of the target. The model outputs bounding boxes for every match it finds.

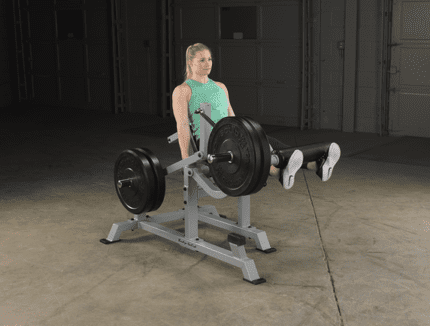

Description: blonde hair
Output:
[183,43,213,83]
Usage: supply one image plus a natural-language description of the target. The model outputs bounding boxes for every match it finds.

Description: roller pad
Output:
[100,239,121,245]
[228,233,246,246]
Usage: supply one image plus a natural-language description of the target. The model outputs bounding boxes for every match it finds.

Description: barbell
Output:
[114,115,286,214]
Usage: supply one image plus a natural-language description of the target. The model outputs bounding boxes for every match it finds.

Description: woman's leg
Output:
[267,136,286,177]
[267,136,341,182]
[266,136,310,178]
[266,136,304,189]
[196,134,339,185]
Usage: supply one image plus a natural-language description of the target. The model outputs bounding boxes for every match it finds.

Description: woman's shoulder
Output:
[177,79,222,101]
[179,79,221,88]
[177,82,191,102]
[178,81,190,90]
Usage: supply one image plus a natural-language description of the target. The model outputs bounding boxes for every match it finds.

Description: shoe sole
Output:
[320,143,341,182]
[283,150,304,190]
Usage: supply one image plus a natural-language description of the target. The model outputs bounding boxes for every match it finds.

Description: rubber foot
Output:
[243,278,266,285]
[100,239,121,245]
[256,247,277,253]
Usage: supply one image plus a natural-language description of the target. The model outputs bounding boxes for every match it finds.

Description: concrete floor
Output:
[1,107,429,326]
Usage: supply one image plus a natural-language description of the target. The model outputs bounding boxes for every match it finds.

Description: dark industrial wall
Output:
[0,0,388,134]
[167,0,307,128]
[355,0,383,133]
[7,0,427,137]
[316,0,384,133]
[123,0,160,114]
[3,0,161,115]
[166,0,386,134]
[0,0,13,109]
[3,0,113,112]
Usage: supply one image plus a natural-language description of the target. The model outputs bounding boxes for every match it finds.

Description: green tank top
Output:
[185,78,229,140]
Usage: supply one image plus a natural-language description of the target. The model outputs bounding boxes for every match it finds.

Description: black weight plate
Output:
[207,116,263,197]
[232,116,270,196]
[239,116,271,195]
[114,149,156,214]
[133,148,166,213]
[233,117,263,196]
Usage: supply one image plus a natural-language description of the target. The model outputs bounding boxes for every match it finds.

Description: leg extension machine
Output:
[101,103,276,284]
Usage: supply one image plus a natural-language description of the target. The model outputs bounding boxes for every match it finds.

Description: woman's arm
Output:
[172,85,192,159]
[218,82,236,117]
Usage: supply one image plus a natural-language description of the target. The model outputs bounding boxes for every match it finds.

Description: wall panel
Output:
[32,76,58,102]
[86,9,109,42]
[28,8,56,41]
[23,2,112,111]
[60,76,86,103]
[173,0,303,127]
[0,0,12,108]
[58,42,85,76]
[320,1,345,130]
[31,43,57,75]
[355,0,382,134]
[261,4,300,40]
[87,43,110,77]
[388,0,430,137]
[125,0,160,113]
[88,78,111,106]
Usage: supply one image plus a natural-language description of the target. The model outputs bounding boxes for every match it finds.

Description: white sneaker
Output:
[316,143,341,182]
[279,150,304,190]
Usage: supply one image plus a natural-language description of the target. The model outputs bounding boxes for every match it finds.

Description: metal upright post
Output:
[110,0,119,114]
[114,0,125,113]
[167,0,174,118]
[307,0,313,130]
[301,0,311,130]
[12,0,28,103]
[161,0,166,117]
[161,0,175,118]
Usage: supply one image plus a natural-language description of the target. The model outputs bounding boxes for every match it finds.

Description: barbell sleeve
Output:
[207,152,281,166]
[117,179,133,188]
[207,152,233,164]
[271,154,280,166]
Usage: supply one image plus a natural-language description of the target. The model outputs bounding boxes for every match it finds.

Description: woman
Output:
[172,43,341,190]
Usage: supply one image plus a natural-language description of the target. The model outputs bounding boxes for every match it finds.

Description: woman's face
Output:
[189,50,212,75]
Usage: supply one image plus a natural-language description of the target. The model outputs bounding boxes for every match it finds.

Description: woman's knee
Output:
[269,165,280,177]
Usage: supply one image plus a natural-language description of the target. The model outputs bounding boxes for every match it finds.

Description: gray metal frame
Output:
[103,103,277,284]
